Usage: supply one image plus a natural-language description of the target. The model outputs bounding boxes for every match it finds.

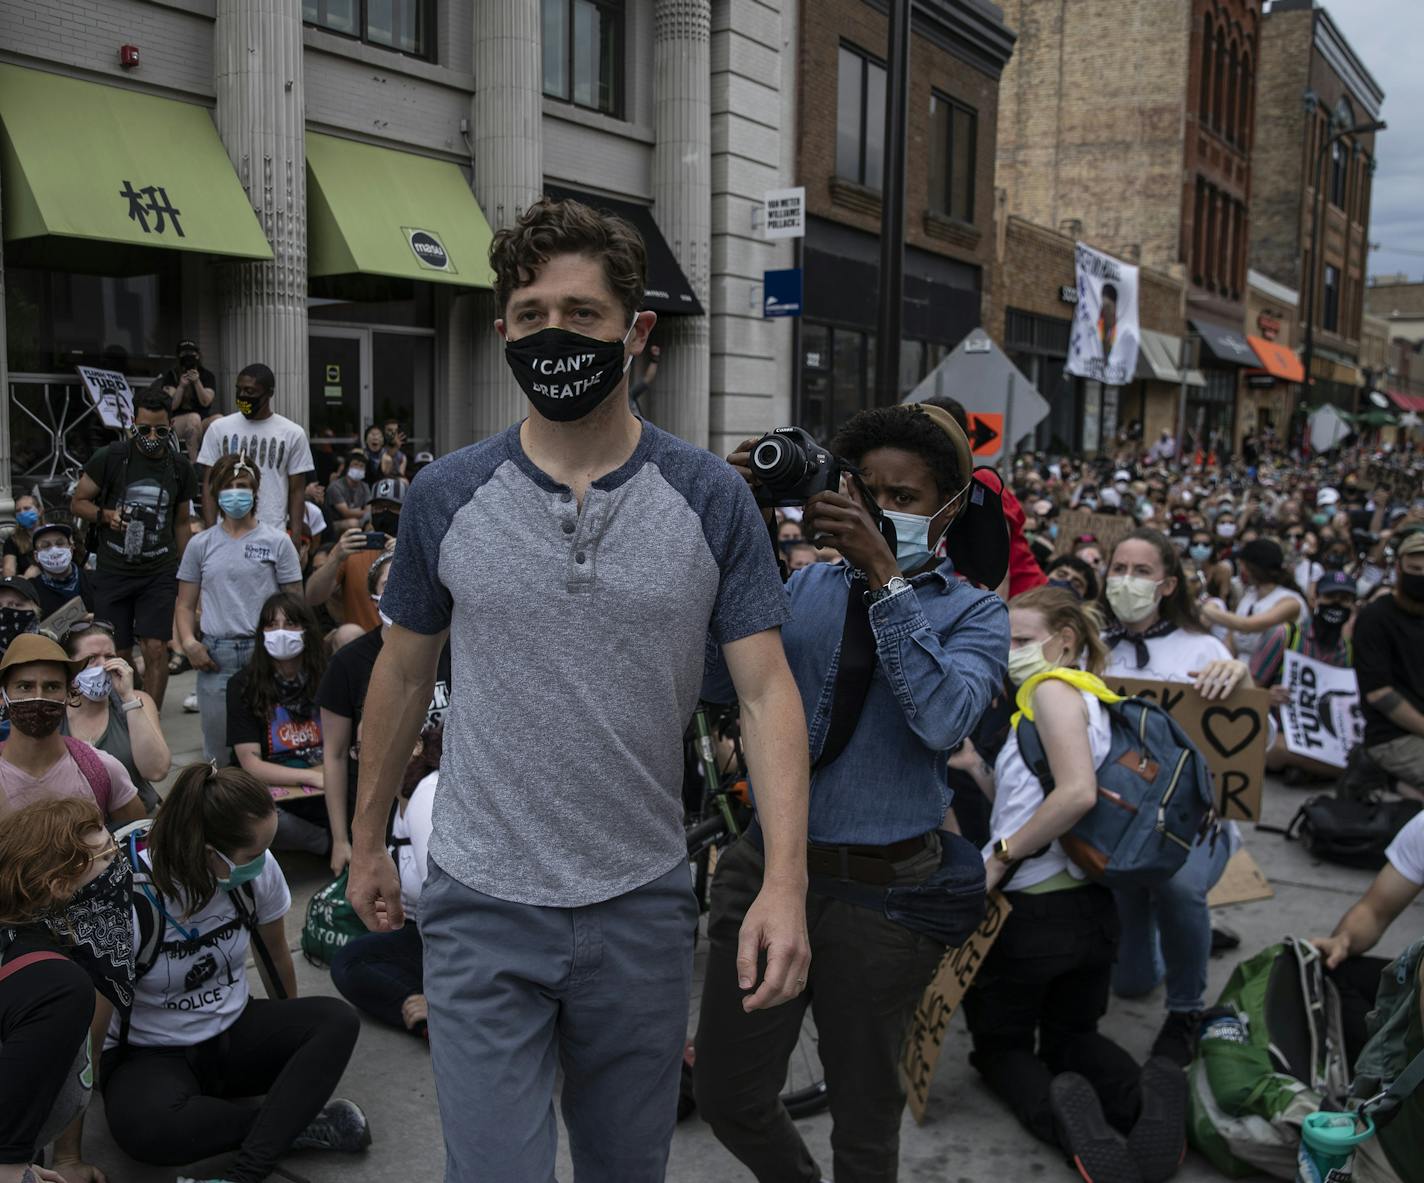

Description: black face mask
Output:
[28,851,136,1011]
[0,606,37,650]
[3,695,66,739]
[371,510,400,537]
[134,432,167,459]
[1323,552,1349,571]
[1313,603,1351,638]
[504,320,635,422]
[236,391,271,419]
[1401,572,1424,603]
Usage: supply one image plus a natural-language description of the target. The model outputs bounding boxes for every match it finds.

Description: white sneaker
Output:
[182,693,199,713]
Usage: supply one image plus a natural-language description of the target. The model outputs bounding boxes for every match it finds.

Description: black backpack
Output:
[1279,796,1423,870]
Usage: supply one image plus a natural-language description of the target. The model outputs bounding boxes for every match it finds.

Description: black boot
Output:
[1150,1010,1202,1068]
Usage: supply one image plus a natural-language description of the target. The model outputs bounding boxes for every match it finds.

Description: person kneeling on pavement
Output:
[330,728,440,1037]
[98,763,366,1183]
[696,404,1008,1183]
[957,587,1186,1183]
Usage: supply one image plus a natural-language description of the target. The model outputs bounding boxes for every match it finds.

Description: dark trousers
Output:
[1328,954,1390,1072]
[101,997,359,1183]
[694,837,944,1183]
[962,883,1142,1148]
[329,923,424,1030]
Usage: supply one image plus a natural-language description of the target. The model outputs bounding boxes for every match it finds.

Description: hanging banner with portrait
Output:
[1066,243,1141,388]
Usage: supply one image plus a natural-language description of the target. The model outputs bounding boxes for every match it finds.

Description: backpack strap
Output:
[228,882,289,1002]
[0,949,68,984]
[64,737,112,816]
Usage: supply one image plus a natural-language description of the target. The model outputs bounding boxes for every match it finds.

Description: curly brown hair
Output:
[0,797,107,925]
[490,197,647,320]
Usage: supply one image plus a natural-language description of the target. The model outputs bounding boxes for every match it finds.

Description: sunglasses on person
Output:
[62,619,116,641]
[132,424,173,439]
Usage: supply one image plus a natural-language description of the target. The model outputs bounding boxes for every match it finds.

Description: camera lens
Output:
[751,436,811,489]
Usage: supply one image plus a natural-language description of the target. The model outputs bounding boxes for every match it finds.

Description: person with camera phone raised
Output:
[160,337,219,461]
[71,390,197,711]
[697,404,1009,1183]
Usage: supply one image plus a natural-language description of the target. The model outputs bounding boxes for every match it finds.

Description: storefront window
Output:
[6,265,180,378]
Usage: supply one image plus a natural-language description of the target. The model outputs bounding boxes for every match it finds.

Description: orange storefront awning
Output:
[1246,336,1305,383]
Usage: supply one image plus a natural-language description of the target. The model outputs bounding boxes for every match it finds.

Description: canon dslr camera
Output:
[748,427,847,508]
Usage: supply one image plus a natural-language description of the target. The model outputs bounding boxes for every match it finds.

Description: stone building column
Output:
[0,163,11,514]
[469,0,544,440]
[651,0,712,447]
[213,0,309,429]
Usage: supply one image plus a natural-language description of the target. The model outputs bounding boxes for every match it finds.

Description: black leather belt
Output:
[805,833,935,886]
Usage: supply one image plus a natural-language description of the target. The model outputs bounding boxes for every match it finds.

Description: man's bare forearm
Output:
[738,670,809,887]
[1370,687,1424,737]
[353,639,440,848]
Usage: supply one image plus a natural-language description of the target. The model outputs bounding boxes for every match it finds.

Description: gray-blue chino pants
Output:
[419,858,697,1182]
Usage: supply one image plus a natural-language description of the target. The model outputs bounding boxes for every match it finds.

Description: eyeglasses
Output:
[62,619,115,641]
[133,424,172,438]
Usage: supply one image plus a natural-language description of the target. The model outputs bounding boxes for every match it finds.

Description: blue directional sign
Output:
[763,268,803,318]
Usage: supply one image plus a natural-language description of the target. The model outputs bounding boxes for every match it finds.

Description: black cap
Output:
[371,477,408,505]
[177,338,199,355]
[31,520,74,543]
[0,576,40,604]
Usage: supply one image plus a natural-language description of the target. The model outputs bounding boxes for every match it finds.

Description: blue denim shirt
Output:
[709,558,1008,845]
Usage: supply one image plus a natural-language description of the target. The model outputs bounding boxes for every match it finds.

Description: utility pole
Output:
[874,0,911,405]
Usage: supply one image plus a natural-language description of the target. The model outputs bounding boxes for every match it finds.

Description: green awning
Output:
[0,65,271,262]
[307,133,493,288]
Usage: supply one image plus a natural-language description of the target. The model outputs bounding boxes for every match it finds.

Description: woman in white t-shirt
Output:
[96,764,369,1183]
[330,732,439,1037]
[959,589,1181,1180]
[1100,529,1249,1068]
[1200,538,1309,657]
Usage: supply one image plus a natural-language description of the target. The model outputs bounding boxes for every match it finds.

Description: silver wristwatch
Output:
[864,575,911,606]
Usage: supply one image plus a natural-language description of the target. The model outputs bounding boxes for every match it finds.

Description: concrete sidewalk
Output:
[73,670,1424,1183]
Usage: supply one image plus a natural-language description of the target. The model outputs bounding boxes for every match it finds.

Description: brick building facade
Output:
[1248,0,1382,412]
[791,0,1014,440]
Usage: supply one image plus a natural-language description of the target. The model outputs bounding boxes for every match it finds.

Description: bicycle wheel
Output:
[781,1011,829,1118]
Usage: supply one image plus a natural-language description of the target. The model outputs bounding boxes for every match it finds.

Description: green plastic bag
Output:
[301,868,368,967]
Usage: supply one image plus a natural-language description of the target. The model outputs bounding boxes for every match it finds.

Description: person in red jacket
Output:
[921,396,1046,598]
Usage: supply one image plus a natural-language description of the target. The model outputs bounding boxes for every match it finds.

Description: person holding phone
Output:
[303,477,405,635]
[177,453,305,762]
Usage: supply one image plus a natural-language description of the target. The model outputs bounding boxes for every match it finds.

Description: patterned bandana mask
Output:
[34,849,136,1011]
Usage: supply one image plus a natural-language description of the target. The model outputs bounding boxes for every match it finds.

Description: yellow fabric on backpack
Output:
[1010,667,1125,729]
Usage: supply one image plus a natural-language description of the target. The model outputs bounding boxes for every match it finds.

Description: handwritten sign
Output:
[1107,677,1270,822]
[39,597,89,640]
[1054,509,1135,557]
[1279,650,1362,770]
[901,890,1012,1123]
[75,366,134,430]
[270,785,324,802]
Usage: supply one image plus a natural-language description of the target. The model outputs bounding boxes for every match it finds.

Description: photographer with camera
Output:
[160,338,218,461]
[696,404,1008,1183]
[303,477,403,635]
[71,391,197,711]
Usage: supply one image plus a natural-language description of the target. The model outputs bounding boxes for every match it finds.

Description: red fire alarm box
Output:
[119,44,140,68]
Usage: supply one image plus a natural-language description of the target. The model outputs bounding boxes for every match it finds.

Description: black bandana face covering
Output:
[0,606,37,651]
[504,319,636,422]
[10,850,137,1011]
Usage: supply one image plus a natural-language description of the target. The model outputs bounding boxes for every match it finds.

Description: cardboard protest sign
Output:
[901,891,1012,1123]
[269,784,324,801]
[1207,847,1274,907]
[1279,650,1362,770]
[39,597,89,639]
[1054,509,1135,557]
[75,366,135,430]
[1106,678,1270,822]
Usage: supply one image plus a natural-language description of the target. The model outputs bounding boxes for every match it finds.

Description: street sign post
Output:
[902,328,1050,467]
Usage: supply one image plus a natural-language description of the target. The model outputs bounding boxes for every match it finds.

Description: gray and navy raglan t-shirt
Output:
[380,421,790,907]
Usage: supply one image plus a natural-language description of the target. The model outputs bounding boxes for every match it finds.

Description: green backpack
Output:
[300,868,368,967]
[1187,936,1349,1179]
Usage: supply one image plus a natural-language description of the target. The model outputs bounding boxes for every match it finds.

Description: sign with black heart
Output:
[1107,677,1270,822]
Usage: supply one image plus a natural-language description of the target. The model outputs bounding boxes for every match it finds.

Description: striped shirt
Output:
[1249,621,1350,688]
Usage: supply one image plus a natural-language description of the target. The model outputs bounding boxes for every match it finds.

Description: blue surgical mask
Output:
[218,489,254,519]
[881,506,948,573]
[212,846,267,890]
[15,509,38,530]
[1189,543,1212,562]
[1048,523,1060,540]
